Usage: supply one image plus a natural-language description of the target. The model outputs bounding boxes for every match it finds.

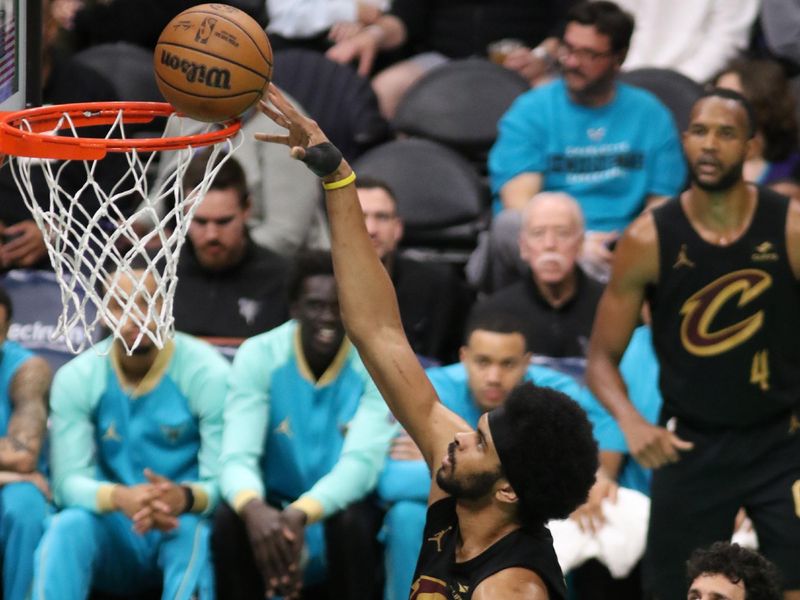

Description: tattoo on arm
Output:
[1,357,51,470]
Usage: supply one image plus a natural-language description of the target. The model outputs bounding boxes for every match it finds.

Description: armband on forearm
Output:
[302,142,343,177]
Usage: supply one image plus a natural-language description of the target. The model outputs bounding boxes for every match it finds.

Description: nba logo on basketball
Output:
[195,17,217,44]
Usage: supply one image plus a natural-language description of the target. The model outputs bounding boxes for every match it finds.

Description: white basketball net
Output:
[7,109,241,354]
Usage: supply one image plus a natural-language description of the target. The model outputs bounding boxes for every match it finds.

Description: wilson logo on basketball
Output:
[159,50,231,89]
[679,269,772,357]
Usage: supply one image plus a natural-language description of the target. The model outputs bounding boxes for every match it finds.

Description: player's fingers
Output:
[133,512,153,534]
[254,133,290,146]
[132,506,151,523]
[670,433,695,452]
[659,435,680,463]
[154,513,179,531]
[267,84,304,121]
[274,532,298,572]
[635,447,658,469]
[151,499,172,514]
[264,537,291,580]
[289,146,307,161]
[257,100,291,129]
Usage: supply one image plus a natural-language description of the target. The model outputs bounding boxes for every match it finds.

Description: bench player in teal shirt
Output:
[214,251,396,599]
[0,287,51,600]
[32,264,230,600]
[378,309,583,600]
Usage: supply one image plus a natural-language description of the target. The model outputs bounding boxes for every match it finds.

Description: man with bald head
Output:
[476,191,604,357]
[587,88,800,598]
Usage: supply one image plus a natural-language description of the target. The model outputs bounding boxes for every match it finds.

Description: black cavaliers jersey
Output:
[648,188,800,429]
[410,498,567,600]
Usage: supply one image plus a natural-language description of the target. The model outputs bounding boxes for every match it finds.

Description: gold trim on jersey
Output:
[111,339,175,396]
[294,326,351,386]
[679,269,772,357]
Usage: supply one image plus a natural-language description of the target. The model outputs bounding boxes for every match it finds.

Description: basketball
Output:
[154,4,272,122]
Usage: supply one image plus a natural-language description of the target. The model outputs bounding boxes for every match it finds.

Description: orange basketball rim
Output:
[0,101,242,161]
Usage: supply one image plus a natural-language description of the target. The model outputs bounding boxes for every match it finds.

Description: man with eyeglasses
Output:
[475,1,686,290]
[477,192,602,357]
[356,176,469,362]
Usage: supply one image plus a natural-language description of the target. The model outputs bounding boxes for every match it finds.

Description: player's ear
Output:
[494,480,519,505]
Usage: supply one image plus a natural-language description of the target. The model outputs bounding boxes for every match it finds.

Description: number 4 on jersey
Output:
[750,349,770,391]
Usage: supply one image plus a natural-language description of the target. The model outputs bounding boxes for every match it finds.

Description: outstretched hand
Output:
[254,84,329,159]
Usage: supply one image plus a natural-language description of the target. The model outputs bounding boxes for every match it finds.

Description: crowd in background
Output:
[0,0,797,599]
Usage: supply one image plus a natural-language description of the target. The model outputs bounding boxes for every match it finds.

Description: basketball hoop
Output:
[0,101,243,355]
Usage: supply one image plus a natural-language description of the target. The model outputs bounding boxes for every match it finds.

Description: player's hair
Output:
[686,542,782,600]
[0,285,13,322]
[355,176,398,209]
[463,307,529,350]
[696,87,758,139]
[489,383,597,527]
[287,249,335,303]
[183,149,249,208]
[566,1,634,53]
[715,59,798,161]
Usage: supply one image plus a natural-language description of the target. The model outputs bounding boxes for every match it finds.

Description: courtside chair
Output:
[392,58,529,168]
[72,41,163,103]
[620,67,703,132]
[272,48,389,161]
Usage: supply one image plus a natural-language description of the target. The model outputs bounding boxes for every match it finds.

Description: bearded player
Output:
[255,84,598,599]
[587,88,800,599]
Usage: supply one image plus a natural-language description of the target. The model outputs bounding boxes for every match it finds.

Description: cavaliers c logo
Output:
[410,576,448,599]
[680,269,772,357]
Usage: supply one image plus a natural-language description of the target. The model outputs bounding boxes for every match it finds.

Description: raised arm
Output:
[586,213,692,468]
[255,85,469,472]
[0,356,50,473]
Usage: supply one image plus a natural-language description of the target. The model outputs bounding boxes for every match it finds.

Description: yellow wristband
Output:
[322,171,357,191]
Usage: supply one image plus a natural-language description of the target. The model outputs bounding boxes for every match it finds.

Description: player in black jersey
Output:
[253,84,599,600]
[587,87,800,600]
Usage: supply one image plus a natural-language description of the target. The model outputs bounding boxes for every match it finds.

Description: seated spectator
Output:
[615,0,759,83]
[377,308,581,600]
[327,0,575,118]
[213,250,396,600]
[266,0,388,53]
[476,193,604,357]
[686,542,782,600]
[714,59,800,186]
[173,153,289,339]
[33,261,230,600]
[475,1,686,288]
[356,177,469,362]
[0,287,51,600]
